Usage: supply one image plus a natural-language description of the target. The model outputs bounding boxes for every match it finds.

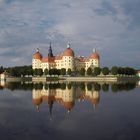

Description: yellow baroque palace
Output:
[32,83,100,113]
[32,43,100,71]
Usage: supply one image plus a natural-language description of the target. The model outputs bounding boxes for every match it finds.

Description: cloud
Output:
[118,0,140,28]
[94,1,117,16]
[0,0,140,68]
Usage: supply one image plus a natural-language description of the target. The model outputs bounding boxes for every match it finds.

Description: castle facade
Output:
[32,83,100,113]
[32,43,100,72]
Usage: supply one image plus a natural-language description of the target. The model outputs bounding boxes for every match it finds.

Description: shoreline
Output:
[4,75,139,83]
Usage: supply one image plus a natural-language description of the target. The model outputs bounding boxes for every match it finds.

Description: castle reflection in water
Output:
[0,81,137,117]
[32,82,100,114]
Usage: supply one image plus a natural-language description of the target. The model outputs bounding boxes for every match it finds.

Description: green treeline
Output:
[4,82,136,92]
[0,65,136,77]
[32,66,136,76]
[4,65,33,77]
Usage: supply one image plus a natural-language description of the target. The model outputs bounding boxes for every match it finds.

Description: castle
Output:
[32,83,100,114]
[32,43,100,72]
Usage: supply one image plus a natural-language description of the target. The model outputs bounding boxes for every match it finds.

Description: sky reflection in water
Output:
[0,82,140,140]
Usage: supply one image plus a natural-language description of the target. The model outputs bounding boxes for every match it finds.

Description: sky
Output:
[0,0,140,68]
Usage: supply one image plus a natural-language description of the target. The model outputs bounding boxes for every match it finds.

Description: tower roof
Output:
[62,101,75,110]
[42,56,55,63]
[63,45,74,57]
[42,56,49,63]
[89,49,100,59]
[32,48,42,60]
[91,98,100,105]
[48,42,53,57]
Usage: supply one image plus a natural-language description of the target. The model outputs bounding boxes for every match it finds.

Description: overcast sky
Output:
[0,0,140,68]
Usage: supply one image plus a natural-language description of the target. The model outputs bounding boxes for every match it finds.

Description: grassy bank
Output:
[5,75,139,82]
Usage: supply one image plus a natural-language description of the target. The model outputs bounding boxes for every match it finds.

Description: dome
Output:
[63,101,75,110]
[90,49,100,59]
[32,52,42,60]
[32,98,42,105]
[91,98,100,105]
[63,47,74,57]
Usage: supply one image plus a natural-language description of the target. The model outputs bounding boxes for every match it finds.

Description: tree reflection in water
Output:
[1,81,137,118]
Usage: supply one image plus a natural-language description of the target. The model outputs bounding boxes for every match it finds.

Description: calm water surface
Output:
[0,82,140,140]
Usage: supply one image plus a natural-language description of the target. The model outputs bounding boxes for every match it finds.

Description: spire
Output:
[67,109,71,114]
[67,43,70,48]
[48,42,53,57]
[48,101,54,120]
[36,105,39,112]
[93,104,96,111]
[93,48,96,53]
[50,42,51,48]
[36,48,39,53]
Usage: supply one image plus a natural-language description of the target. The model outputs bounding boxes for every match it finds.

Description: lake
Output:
[0,81,140,140]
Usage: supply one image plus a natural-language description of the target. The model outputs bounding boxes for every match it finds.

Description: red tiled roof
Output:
[42,56,55,63]
[32,52,42,60]
[55,55,62,60]
[90,52,100,59]
[63,47,74,57]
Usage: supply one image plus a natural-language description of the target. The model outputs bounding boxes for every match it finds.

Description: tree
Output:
[117,67,136,75]
[38,69,43,76]
[20,69,26,77]
[60,83,66,89]
[67,83,72,89]
[125,67,136,75]
[26,69,32,76]
[49,69,53,76]
[61,68,66,75]
[111,66,118,75]
[33,83,43,90]
[94,67,101,76]
[102,84,109,92]
[30,69,34,76]
[56,69,61,76]
[87,83,92,91]
[33,69,38,76]
[33,69,43,76]
[93,83,101,91]
[79,82,85,91]
[4,65,33,77]
[9,68,17,77]
[87,67,92,76]
[111,84,118,93]
[9,68,21,77]
[102,67,109,75]
[80,68,85,76]
[44,68,49,76]
[67,68,72,75]
[118,67,125,75]
[52,68,57,75]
